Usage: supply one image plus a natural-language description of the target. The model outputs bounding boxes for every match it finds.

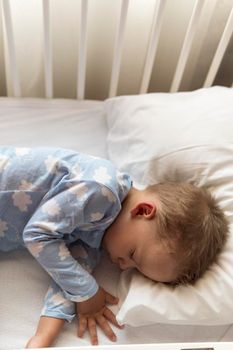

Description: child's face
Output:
[102,202,178,283]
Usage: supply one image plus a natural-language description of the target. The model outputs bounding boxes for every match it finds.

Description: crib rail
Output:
[2,0,20,97]
[170,0,205,93]
[1,0,233,99]
[77,0,88,100]
[109,0,129,98]
[204,4,233,88]
[43,0,52,99]
[139,0,166,94]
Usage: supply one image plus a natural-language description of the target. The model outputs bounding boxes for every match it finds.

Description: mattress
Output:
[0,98,232,349]
[0,98,107,158]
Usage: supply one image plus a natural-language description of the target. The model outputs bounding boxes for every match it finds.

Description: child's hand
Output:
[76,287,124,345]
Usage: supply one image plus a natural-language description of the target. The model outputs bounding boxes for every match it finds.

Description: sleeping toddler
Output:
[0,146,228,348]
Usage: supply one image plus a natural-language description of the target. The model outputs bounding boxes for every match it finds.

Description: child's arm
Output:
[25,316,65,348]
[26,288,122,348]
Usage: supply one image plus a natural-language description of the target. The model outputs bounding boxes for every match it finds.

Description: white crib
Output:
[0,1,233,349]
[1,0,233,99]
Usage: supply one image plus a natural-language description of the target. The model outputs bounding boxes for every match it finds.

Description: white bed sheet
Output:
[1,250,231,349]
[0,97,108,158]
[0,98,232,349]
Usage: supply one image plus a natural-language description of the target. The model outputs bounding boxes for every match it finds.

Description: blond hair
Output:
[147,182,229,285]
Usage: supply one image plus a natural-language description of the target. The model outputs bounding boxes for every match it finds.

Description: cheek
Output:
[108,232,126,257]
[104,219,129,257]
[104,228,119,252]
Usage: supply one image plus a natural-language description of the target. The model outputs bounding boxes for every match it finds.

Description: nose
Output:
[118,257,135,270]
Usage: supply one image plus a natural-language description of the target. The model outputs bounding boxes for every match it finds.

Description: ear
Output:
[130,202,156,219]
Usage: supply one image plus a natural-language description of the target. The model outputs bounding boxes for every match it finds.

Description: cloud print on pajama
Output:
[0,146,132,322]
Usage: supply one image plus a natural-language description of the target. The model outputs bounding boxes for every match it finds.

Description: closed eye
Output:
[129,249,135,260]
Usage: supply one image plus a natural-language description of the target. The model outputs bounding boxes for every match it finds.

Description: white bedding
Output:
[0,98,232,349]
[105,87,233,328]
[0,98,107,158]
[1,250,232,348]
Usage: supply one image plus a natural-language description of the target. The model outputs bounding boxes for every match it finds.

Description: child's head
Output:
[103,182,229,285]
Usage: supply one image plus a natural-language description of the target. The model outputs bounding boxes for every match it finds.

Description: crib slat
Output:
[2,0,21,97]
[139,0,166,94]
[170,0,205,93]
[204,6,233,88]
[43,0,53,98]
[77,0,88,100]
[109,0,129,98]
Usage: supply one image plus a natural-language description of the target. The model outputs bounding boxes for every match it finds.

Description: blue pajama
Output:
[42,240,101,322]
[0,147,132,321]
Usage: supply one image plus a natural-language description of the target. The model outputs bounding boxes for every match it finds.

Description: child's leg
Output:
[25,240,101,348]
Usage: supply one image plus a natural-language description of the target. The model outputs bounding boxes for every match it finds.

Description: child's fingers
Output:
[88,317,98,345]
[104,291,119,305]
[103,307,124,329]
[77,315,87,338]
[96,314,116,342]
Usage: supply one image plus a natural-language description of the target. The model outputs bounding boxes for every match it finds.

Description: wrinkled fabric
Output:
[0,146,132,306]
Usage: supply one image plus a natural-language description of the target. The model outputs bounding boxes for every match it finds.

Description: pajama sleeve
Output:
[23,182,119,303]
[42,279,76,322]
[41,241,101,322]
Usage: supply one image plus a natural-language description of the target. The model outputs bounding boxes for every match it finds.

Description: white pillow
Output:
[104,86,233,326]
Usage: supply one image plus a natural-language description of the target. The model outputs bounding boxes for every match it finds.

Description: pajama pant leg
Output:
[41,240,101,323]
